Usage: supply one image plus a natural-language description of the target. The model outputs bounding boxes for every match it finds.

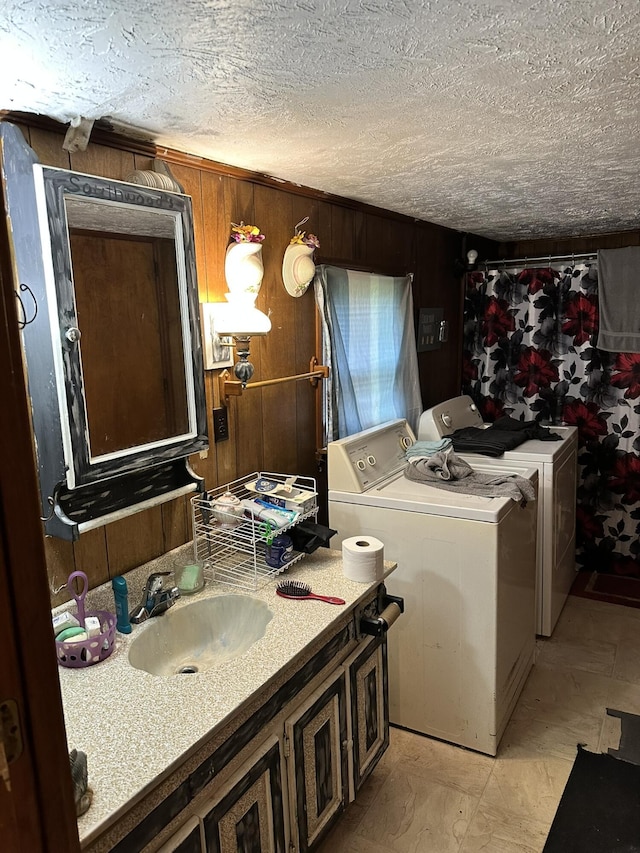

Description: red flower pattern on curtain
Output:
[462,264,640,578]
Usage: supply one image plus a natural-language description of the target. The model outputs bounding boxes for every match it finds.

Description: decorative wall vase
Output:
[225,241,264,296]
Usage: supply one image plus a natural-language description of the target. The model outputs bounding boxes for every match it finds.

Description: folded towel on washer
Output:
[404,449,536,503]
[405,438,452,459]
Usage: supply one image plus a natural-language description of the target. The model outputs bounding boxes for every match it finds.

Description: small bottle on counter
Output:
[112,576,132,634]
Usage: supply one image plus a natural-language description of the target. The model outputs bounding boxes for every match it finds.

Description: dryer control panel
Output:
[327,419,415,493]
[418,394,484,439]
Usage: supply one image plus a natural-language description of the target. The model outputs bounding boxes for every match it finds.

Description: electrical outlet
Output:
[212,407,229,442]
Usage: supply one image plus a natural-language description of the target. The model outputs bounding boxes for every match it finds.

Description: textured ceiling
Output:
[1,0,639,241]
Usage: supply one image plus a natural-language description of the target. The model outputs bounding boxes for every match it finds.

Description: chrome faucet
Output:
[129,571,180,624]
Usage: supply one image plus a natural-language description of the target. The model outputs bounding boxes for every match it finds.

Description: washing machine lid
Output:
[418,396,577,463]
[330,463,538,523]
[480,427,577,463]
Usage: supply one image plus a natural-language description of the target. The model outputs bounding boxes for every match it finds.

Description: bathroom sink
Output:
[128,594,273,676]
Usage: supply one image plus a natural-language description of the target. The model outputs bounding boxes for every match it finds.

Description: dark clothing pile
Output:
[450,416,562,458]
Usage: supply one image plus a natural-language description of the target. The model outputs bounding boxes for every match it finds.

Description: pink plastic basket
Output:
[55,609,116,669]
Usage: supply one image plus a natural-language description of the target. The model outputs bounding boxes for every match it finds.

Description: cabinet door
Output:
[285,669,348,852]
[346,636,389,796]
[199,735,287,853]
[157,816,203,852]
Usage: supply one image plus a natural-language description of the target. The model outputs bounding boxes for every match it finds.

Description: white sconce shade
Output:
[213,293,271,388]
[214,294,272,337]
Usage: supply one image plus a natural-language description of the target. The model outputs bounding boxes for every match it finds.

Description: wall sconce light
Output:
[215,222,271,387]
[467,249,479,270]
[214,294,271,387]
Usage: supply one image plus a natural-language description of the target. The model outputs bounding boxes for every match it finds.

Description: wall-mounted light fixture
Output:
[214,293,271,387]
[215,222,271,387]
[213,221,329,406]
[454,234,481,278]
[218,356,329,407]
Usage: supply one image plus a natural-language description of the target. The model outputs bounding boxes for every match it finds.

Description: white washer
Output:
[419,396,577,637]
[328,418,538,756]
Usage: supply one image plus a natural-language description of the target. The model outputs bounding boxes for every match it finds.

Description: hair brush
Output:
[276,579,345,605]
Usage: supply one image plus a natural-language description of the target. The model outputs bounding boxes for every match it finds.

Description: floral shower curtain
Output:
[462,263,640,578]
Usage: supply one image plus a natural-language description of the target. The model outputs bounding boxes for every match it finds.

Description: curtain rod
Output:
[482,251,598,268]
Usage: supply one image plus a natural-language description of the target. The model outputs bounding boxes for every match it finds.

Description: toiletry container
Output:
[265,534,294,568]
[173,557,205,595]
[112,576,132,634]
[55,569,116,668]
[211,491,244,528]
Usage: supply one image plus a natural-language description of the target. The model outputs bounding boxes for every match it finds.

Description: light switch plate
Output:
[417,307,444,352]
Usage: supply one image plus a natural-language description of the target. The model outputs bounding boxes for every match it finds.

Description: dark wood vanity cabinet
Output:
[346,635,389,796]
[286,668,349,851]
[153,631,389,853]
[157,817,203,853]
[285,635,389,850]
[199,736,288,853]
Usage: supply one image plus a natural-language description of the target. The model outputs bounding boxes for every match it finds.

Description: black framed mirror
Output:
[1,121,207,539]
[34,164,207,487]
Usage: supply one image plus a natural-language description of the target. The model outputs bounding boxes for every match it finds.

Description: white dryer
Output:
[419,396,577,637]
[328,418,538,756]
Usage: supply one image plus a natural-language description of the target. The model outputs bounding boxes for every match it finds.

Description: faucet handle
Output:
[145,571,170,595]
[130,572,177,624]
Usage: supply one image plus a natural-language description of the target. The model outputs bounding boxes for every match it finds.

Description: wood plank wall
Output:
[498,230,640,258]
[12,120,469,602]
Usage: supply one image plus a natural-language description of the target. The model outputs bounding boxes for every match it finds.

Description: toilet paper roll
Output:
[342,536,385,583]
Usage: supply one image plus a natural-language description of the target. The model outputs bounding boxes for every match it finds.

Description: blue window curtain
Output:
[314,265,422,443]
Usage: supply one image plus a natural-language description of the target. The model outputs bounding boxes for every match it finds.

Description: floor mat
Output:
[543,745,640,853]
[570,571,640,609]
[608,708,640,765]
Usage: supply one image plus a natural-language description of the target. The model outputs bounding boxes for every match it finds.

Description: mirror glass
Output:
[65,197,190,458]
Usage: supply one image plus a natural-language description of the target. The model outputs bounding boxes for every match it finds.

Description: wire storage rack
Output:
[192,472,318,591]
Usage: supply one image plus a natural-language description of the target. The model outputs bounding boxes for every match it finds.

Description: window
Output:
[315,266,422,443]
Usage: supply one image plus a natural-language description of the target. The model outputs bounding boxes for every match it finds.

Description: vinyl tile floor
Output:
[316,593,640,852]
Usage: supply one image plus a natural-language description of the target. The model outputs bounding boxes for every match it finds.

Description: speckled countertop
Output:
[54,545,395,848]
